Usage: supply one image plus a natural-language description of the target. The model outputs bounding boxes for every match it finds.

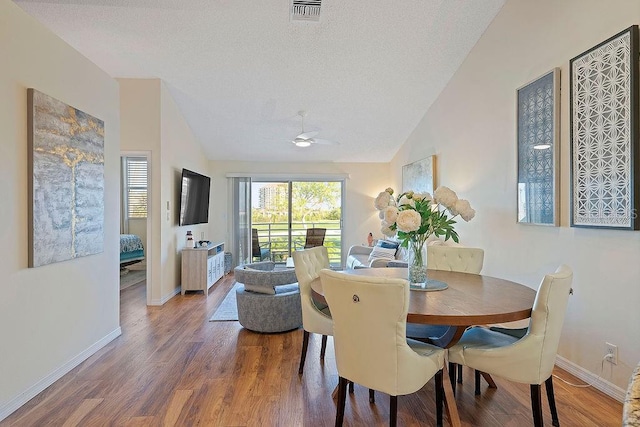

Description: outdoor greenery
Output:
[252,181,342,265]
[252,181,341,223]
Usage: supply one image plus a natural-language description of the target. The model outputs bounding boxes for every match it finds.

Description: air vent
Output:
[290,0,321,22]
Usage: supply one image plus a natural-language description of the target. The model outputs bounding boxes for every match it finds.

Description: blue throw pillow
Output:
[377,239,400,251]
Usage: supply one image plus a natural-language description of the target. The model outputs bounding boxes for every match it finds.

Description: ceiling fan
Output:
[291,111,338,147]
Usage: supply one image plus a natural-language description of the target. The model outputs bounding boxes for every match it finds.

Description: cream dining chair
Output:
[448,265,573,427]
[320,269,445,427]
[292,246,332,375]
[406,245,485,387]
[293,247,374,399]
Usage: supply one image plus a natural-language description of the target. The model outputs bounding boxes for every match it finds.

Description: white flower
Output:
[383,206,399,223]
[396,210,421,233]
[454,199,476,221]
[381,224,395,237]
[397,195,415,208]
[413,192,432,202]
[374,191,393,210]
[434,186,458,208]
[378,210,385,219]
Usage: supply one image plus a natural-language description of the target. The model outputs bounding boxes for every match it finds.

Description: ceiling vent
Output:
[290,0,322,22]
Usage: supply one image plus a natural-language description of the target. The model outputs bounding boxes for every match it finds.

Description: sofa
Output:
[233,261,302,333]
[345,244,407,268]
[345,236,460,269]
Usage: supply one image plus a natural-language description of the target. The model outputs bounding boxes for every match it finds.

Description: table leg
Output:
[442,364,461,427]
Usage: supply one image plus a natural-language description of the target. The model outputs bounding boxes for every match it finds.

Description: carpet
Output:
[209,282,242,321]
[120,269,146,290]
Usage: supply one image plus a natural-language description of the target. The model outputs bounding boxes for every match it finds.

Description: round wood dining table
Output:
[311,267,537,348]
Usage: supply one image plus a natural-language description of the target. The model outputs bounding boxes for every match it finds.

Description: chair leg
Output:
[475,369,481,395]
[530,384,543,427]
[320,335,328,360]
[335,377,348,427]
[481,372,498,389]
[545,376,560,427]
[448,362,457,396]
[348,381,354,394]
[369,388,375,404]
[457,363,463,384]
[390,395,398,427]
[435,369,444,427]
[298,330,310,375]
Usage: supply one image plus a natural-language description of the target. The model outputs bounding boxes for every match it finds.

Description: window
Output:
[124,157,147,218]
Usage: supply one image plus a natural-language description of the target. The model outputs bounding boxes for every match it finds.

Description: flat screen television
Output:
[179,168,211,226]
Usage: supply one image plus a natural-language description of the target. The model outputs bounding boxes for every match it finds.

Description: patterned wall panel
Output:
[570,26,639,229]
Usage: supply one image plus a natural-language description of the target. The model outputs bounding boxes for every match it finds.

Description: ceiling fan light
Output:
[294,139,311,147]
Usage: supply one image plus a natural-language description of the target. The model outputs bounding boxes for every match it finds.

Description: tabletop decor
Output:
[570,25,639,230]
[374,187,475,287]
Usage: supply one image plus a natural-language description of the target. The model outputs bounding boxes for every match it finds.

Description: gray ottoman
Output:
[234,261,302,333]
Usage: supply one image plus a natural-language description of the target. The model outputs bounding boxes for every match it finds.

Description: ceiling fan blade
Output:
[296,131,318,139]
[311,138,339,145]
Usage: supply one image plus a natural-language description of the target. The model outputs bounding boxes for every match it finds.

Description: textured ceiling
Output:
[14,0,504,163]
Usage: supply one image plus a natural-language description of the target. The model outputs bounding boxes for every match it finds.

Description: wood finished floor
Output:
[2,273,623,426]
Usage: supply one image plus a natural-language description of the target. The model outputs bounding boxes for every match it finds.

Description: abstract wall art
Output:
[402,155,436,195]
[570,26,639,230]
[28,89,105,267]
[516,68,560,226]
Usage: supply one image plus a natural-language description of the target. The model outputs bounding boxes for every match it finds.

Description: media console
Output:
[181,241,225,297]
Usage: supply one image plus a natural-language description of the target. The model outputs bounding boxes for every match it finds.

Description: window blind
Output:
[125,157,147,218]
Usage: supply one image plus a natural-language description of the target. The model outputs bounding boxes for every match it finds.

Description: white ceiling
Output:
[14,0,504,163]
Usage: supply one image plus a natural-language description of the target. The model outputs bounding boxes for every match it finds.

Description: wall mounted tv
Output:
[179,168,211,226]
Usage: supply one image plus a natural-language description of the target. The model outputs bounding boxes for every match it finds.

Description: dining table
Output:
[312,267,537,427]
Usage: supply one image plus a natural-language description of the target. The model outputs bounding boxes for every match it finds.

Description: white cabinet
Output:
[181,242,225,296]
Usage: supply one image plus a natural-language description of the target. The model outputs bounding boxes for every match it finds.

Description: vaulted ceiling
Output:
[14,0,504,163]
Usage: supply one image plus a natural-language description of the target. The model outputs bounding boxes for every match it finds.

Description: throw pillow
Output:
[243,283,276,295]
[376,239,400,251]
[367,246,396,263]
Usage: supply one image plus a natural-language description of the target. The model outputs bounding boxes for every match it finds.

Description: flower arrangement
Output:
[374,186,476,285]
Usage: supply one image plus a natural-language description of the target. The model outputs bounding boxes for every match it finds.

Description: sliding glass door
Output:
[251,180,343,266]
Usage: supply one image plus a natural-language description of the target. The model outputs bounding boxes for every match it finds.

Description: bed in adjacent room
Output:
[120,234,145,267]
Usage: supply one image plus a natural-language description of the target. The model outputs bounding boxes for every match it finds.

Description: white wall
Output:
[207,161,391,265]
[119,79,209,304]
[392,0,640,394]
[0,1,121,419]
[160,82,209,298]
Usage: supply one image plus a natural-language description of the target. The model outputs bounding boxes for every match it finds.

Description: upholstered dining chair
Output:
[448,265,573,427]
[252,228,270,261]
[320,269,445,427]
[303,227,326,248]
[406,246,485,386]
[293,247,374,399]
[292,246,332,375]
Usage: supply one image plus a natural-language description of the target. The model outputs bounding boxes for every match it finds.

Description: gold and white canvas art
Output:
[28,89,105,267]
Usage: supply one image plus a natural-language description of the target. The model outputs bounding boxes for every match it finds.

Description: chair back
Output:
[251,228,261,258]
[304,228,326,248]
[427,246,484,274]
[527,264,573,380]
[293,247,333,335]
[293,246,329,299]
[320,269,441,396]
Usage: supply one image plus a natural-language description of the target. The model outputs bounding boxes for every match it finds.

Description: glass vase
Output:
[408,238,428,287]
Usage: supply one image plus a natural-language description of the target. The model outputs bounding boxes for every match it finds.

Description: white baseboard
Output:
[148,287,181,306]
[0,327,122,422]
[555,355,626,402]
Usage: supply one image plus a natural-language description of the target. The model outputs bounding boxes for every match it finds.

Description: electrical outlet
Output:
[604,342,618,365]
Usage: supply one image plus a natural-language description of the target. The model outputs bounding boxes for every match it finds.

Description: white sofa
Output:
[345,237,460,269]
[345,244,406,268]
